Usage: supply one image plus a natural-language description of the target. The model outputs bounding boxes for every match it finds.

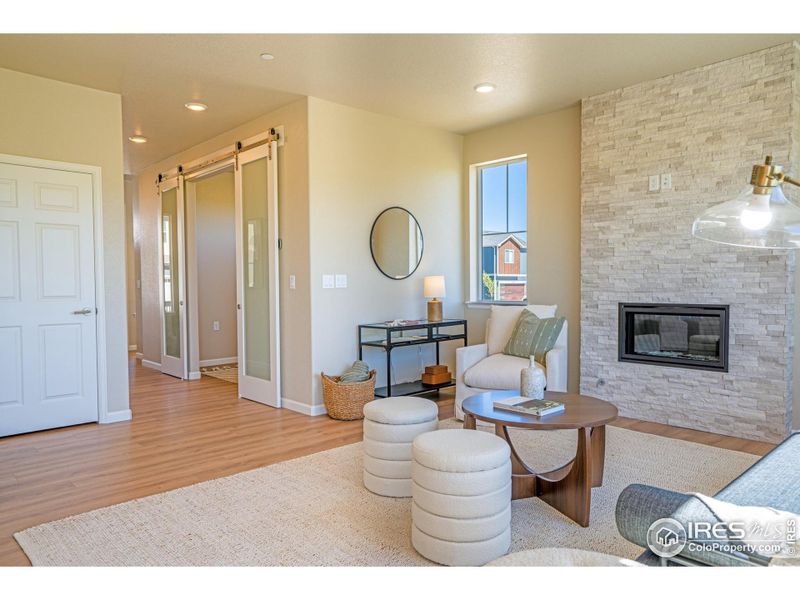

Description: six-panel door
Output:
[0,161,98,437]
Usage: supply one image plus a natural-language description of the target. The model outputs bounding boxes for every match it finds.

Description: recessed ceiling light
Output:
[185,102,208,112]
[128,135,148,144]
[260,52,275,61]
[474,83,496,94]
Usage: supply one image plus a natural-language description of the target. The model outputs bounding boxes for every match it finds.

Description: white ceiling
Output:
[0,34,797,174]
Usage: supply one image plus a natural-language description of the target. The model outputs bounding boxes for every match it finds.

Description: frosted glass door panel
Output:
[241,158,270,380]
[161,187,181,359]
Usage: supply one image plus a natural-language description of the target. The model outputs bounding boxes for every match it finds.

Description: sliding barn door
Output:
[234,142,280,407]
[158,176,188,379]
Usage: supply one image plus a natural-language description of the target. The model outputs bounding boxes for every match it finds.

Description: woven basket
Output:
[321,370,377,421]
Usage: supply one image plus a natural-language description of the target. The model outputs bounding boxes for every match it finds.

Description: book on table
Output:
[492,396,565,417]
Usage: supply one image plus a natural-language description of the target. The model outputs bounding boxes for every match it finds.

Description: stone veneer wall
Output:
[581,42,800,443]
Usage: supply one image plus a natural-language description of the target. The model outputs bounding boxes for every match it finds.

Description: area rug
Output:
[14,420,758,566]
[200,364,238,384]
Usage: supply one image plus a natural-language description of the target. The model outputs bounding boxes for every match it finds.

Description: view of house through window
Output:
[479,158,527,302]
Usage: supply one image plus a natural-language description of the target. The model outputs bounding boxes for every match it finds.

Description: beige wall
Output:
[193,171,237,362]
[124,175,138,351]
[0,67,129,415]
[462,105,582,392]
[137,97,313,406]
[307,97,464,407]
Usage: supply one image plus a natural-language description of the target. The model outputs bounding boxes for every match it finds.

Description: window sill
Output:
[465,301,526,310]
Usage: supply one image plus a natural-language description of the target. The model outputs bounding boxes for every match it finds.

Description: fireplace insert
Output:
[618,303,729,372]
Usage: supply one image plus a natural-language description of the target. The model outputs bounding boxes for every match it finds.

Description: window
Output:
[476,158,527,303]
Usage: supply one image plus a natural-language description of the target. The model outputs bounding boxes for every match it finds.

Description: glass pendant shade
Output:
[692,185,800,249]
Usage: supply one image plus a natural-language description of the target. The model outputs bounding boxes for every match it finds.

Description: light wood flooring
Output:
[0,357,776,566]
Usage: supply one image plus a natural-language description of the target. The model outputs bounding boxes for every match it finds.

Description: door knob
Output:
[72,308,93,315]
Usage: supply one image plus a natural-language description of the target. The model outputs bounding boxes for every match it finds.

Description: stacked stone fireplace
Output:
[580,43,800,443]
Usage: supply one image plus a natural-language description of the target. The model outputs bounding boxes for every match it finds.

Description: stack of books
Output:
[492,396,565,417]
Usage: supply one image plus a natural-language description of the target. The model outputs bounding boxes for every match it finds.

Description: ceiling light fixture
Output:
[692,156,800,249]
[260,52,275,61]
[474,82,496,94]
[128,135,148,144]
[184,102,208,112]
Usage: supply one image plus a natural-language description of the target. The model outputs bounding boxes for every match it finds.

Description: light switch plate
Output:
[213,320,220,331]
[289,275,296,290]
[660,173,672,190]
[322,274,335,289]
[648,175,660,192]
[335,274,347,288]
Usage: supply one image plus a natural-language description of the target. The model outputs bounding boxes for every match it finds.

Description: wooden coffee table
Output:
[462,390,617,527]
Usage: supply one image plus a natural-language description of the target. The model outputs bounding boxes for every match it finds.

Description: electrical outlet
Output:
[322,274,335,289]
[289,275,296,290]
[660,173,672,190]
[335,274,347,288]
[648,175,660,192]
[212,320,220,331]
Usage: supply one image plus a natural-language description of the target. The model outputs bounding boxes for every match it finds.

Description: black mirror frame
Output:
[369,206,424,280]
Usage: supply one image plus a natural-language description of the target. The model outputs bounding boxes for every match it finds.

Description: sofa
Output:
[616,432,800,566]
[454,304,568,421]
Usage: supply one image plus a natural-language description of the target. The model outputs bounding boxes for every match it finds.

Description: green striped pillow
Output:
[503,311,565,363]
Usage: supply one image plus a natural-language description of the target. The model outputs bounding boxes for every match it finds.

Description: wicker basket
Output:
[321,370,377,420]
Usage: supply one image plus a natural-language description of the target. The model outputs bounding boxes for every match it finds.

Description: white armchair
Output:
[455,305,568,421]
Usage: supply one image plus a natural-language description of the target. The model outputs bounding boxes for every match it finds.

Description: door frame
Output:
[0,152,113,423]
[183,159,236,380]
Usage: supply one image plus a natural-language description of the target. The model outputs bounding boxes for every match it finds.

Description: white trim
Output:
[199,356,238,367]
[135,352,144,359]
[141,359,161,370]
[282,397,327,417]
[100,409,132,424]
[128,344,137,351]
[0,153,112,428]
[188,371,201,380]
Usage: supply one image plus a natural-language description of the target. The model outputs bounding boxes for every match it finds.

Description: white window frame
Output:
[504,248,515,264]
[467,154,527,307]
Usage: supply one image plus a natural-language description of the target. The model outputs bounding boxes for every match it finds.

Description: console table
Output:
[358,319,468,398]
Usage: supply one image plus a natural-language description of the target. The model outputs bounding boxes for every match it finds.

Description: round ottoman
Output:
[362,396,438,498]
[411,429,511,566]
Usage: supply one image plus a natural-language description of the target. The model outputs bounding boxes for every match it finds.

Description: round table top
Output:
[461,390,618,431]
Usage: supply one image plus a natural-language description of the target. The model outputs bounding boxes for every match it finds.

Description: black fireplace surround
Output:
[618,303,729,372]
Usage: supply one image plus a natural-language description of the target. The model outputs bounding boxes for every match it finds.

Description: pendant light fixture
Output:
[692,156,800,249]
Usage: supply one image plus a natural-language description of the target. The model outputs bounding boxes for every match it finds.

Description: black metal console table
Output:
[358,319,468,398]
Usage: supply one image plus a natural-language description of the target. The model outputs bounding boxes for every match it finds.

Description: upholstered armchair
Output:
[454,304,568,421]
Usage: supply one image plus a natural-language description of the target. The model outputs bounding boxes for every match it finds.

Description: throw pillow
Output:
[485,304,557,355]
[504,311,565,363]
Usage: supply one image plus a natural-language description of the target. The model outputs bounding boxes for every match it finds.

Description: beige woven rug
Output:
[15,420,757,566]
[200,364,238,384]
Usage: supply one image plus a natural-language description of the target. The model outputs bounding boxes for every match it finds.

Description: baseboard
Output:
[141,359,161,370]
[135,352,143,360]
[199,356,238,368]
[128,344,137,351]
[282,397,328,417]
[188,371,201,380]
[100,409,132,424]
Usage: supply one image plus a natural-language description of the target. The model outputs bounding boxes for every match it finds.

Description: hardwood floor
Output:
[0,357,775,566]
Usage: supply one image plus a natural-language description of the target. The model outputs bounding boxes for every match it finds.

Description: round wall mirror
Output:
[370,207,424,280]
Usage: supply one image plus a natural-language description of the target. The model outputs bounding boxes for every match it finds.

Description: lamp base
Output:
[427,300,443,322]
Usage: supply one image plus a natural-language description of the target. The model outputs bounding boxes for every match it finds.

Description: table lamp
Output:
[424,275,446,322]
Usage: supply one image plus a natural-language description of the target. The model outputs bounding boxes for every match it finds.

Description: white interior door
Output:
[235,142,280,407]
[0,160,99,436]
[158,176,188,379]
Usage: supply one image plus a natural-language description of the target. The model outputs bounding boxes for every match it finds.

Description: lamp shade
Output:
[423,275,446,298]
[692,185,800,249]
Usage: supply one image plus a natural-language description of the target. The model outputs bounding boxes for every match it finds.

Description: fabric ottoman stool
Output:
[362,396,438,498]
[411,429,512,566]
